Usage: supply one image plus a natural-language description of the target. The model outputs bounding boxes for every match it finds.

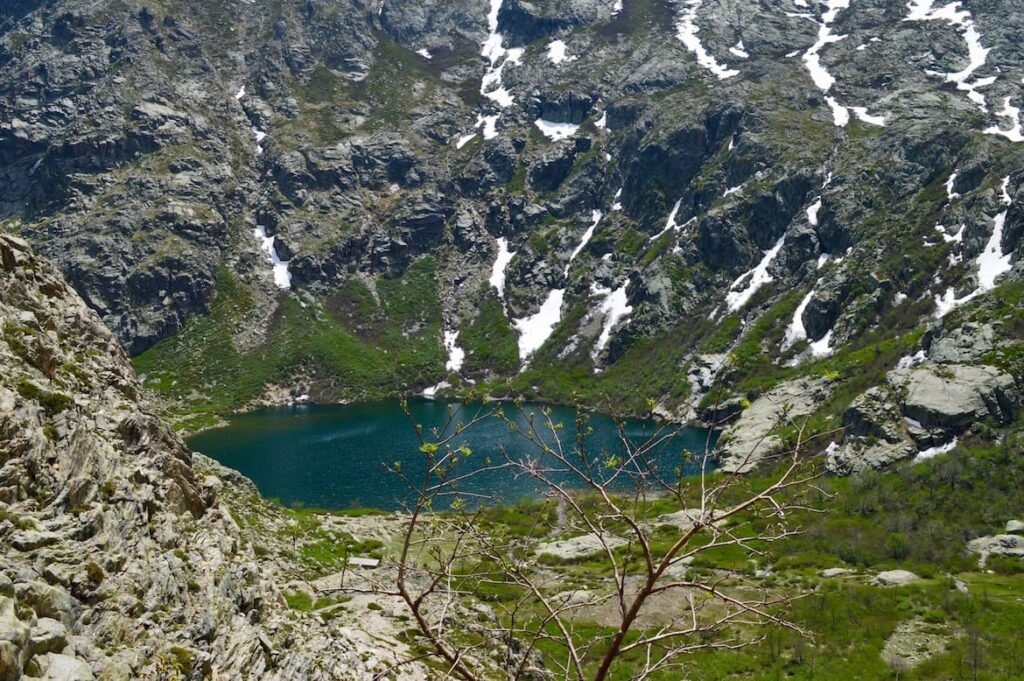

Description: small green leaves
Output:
[419,442,439,455]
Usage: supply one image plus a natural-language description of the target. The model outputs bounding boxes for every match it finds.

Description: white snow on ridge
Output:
[729,41,749,59]
[456,133,477,149]
[850,106,886,126]
[809,330,833,357]
[417,48,433,60]
[650,198,684,241]
[676,0,740,80]
[803,0,885,127]
[443,329,465,372]
[826,97,850,126]
[915,437,958,461]
[254,226,291,290]
[803,0,849,92]
[934,175,1014,317]
[566,210,603,273]
[490,237,516,299]
[782,287,833,357]
[905,0,992,113]
[807,197,823,226]
[612,188,623,211]
[591,284,633,363]
[534,118,580,141]
[479,114,500,140]
[976,209,1012,290]
[251,125,267,154]
[514,289,565,361]
[783,289,815,350]
[725,234,786,312]
[234,85,246,100]
[547,39,577,65]
[984,96,1024,142]
[453,0,523,146]
[946,170,960,199]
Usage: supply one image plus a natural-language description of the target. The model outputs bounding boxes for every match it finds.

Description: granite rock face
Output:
[0,234,423,679]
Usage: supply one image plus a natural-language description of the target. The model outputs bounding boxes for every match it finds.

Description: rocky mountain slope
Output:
[2,0,1023,470]
[0,233,426,679]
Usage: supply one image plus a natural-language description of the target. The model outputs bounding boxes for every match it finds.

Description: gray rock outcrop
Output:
[0,234,423,679]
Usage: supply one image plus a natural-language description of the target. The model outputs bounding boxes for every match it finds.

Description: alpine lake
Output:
[187,400,717,511]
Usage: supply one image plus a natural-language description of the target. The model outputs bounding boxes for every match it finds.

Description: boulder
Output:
[872,570,920,587]
[13,583,72,622]
[819,568,853,578]
[11,530,62,552]
[893,364,1020,430]
[926,323,996,364]
[535,534,626,561]
[1006,520,1024,534]
[967,534,1024,565]
[717,377,831,473]
[29,618,67,657]
[37,653,94,680]
[0,596,30,681]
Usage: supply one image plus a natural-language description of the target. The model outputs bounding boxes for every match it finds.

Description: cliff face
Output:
[0,233,420,680]
[2,0,1024,465]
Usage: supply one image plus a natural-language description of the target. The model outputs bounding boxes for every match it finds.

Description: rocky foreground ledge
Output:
[0,233,423,680]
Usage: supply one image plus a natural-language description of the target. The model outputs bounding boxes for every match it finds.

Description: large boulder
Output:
[892,364,1020,431]
[926,323,997,364]
[716,377,831,473]
[0,596,30,681]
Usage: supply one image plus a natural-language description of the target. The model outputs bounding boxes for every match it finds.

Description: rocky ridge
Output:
[0,233,423,679]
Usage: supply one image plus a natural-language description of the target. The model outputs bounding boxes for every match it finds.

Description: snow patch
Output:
[514,289,564,361]
[566,210,602,273]
[234,85,246,100]
[251,126,267,154]
[915,437,958,461]
[897,349,927,369]
[595,111,608,130]
[946,170,960,200]
[807,197,823,226]
[534,118,580,141]
[417,48,433,60]
[650,198,684,241]
[976,207,1012,290]
[905,0,992,114]
[254,226,291,290]
[675,0,740,80]
[423,381,451,399]
[984,96,1024,142]
[547,39,577,65]
[443,329,465,372]
[490,237,516,299]
[591,283,633,364]
[729,41,749,59]
[850,106,886,126]
[782,289,815,350]
[458,0,524,144]
[809,330,834,357]
[456,133,477,149]
[611,188,623,211]
[725,234,785,312]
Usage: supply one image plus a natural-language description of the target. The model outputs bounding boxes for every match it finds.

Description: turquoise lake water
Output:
[187,400,716,511]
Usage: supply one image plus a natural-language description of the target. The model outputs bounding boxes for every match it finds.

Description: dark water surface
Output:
[187,400,716,511]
